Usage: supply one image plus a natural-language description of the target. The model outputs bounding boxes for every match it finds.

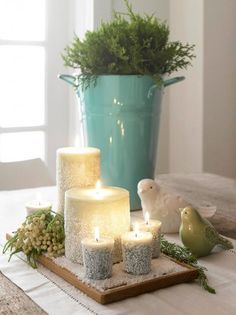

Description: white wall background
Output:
[66,0,236,179]
[203,0,236,179]
[168,0,204,173]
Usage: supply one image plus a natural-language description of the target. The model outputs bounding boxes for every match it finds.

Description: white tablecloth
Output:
[0,187,236,315]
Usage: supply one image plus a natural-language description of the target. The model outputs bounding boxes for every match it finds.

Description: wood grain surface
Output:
[36,254,198,304]
[5,234,198,305]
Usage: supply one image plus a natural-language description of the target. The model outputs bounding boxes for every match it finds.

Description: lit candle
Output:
[94,226,100,241]
[121,223,152,275]
[25,193,52,216]
[134,222,139,238]
[139,212,162,258]
[81,227,114,280]
[65,181,130,264]
[94,180,102,199]
[56,147,100,214]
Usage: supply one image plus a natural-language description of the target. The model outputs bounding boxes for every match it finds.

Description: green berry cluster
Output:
[3,210,65,268]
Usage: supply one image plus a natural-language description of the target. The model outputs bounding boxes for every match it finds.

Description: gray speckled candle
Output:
[139,219,162,258]
[82,237,114,280]
[122,231,152,275]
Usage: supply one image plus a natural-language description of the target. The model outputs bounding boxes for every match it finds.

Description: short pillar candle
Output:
[65,183,130,264]
[56,147,100,214]
[25,193,52,216]
[122,225,152,275]
[139,212,162,258]
[82,228,114,280]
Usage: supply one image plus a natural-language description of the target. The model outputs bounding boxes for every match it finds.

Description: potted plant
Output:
[59,0,195,210]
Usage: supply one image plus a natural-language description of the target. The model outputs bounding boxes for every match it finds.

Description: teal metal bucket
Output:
[59,74,184,210]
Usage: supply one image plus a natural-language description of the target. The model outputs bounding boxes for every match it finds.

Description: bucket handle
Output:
[163,76,185,87]
[148,76,185,98]
[59,74,185,99]
[59,74,185,87]
[58,74,78,88]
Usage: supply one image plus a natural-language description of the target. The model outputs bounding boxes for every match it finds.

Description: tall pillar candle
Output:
[65,184,130,264]
[56,147,100,214]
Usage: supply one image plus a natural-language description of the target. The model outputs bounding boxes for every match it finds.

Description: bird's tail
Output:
[218,235,233,249]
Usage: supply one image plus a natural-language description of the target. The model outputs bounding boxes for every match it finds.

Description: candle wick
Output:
[135,232,138,238]
[96,238,99,242]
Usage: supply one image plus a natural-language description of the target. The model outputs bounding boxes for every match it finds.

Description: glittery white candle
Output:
[56,147,100,214]
[82,228,114,280]
[25,193,52,216]
[122,225,152,275]
[65,183,130,264]
[139,212,162,258]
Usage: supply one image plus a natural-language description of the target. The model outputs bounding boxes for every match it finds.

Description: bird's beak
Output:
[179,208,184,214]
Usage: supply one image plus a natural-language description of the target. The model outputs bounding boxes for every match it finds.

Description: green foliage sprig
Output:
[161,236,216,294]
[62,0,195,89]
[3,210,65,268]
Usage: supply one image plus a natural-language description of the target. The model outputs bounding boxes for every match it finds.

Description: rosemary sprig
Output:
[161,236,216,294]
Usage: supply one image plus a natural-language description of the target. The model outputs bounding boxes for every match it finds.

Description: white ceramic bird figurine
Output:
[137,178,216,233]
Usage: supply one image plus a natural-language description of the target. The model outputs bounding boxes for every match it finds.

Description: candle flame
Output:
[134,223,139,238]
[95,180,103,199]
[145,212,150,225]
[95,180,102,192]
[35,192,42,206]
[74,134,80,147]
[94,227,100,242]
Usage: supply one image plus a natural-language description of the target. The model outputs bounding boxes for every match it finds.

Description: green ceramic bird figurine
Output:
[179,206,233,257]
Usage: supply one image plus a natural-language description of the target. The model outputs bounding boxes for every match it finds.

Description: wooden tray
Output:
[6,234,198,304]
